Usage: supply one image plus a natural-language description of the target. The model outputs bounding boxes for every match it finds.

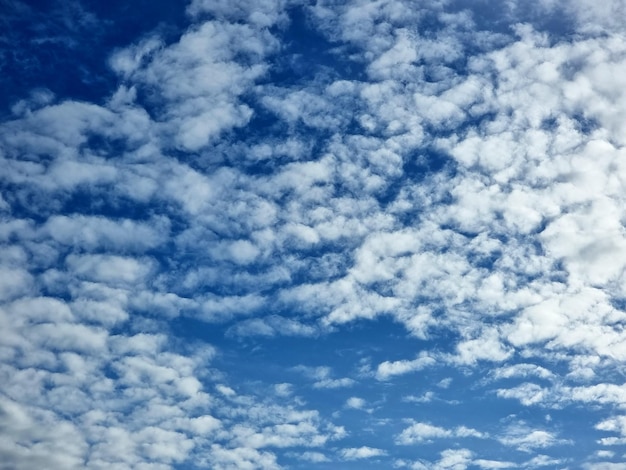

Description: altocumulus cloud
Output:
[2,0,626,468]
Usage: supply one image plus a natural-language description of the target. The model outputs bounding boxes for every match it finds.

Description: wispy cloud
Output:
[396,421,487,445]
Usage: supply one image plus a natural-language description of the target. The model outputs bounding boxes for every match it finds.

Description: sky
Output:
[2,0,626,468]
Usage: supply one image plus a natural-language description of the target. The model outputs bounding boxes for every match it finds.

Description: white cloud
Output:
[28,322,108,354]
[0,396,87,469]
[298,451,330,463]
[314,377,355,389]
[583,464,626,470]
[524,455,566,467]
[207,445,280,470]
[294,365,355,389]
[65,254,152,285]
[216,384,236,397]
[438,378,453,388]
[376,352,436,380]
[110,19,279,152]
[496,383,549,406]
[274,383,292,397]
[596,450,615,458]
[403,392,435,403]
[493,364,555,381]
[435,449,473,470]
[396,422,486,445]
[5,0,626,467]
[0,271,346,469]
[186,0,290,28]
[346,397,366,409]
[474,459,516,469]
[0,267,34,301]
[340,446,387,460]
[199,294,265,323]
[596,416,626,445]
[43,215,168,252]
[556,0,626,34]
[568,383,626,408]
[403,448,482,470]
[497,423,571,452]
[396,422,452,443]
[454,328,513,364]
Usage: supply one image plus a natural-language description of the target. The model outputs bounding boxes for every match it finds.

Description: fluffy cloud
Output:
[596,416,626,445]
[376,352,436,380]
[497,422,571,453]
[3,0,626,467]
[346,396,367,410]
[339,446,387,460]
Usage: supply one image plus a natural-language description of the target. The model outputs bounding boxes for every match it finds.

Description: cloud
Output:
[376,352,436,380]
[403,391,436,403]
[110,19,279,152]
[346,396,366,409]
[42,215,169,252]
[65,254,153,285]
[583,465,626,470]
[397,448,534,470]
[473,459,516,469]
[454,327,513,364]
[274,383,293,397]
[595,416,626,445]
[293,365,355,389]
[396,422,452,443]
[0,395,88,469]
[412,449,474,470]
[493,363,555,381]
[497,382,550,407]
[295,451,330,463]
[514,0,626,34]
[206,445,280,470]
[497,423,571,452]
[0,267,34,301]
[525,455,566,467]
[227,315,318,337]
[0,284,345,469]
[4,0,626,468]
[186,0,290,28]
[396,421,486,445]
[199,294,266,323]
[339,446,387,460]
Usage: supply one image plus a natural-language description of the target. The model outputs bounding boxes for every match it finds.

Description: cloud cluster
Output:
[3,0,626,467]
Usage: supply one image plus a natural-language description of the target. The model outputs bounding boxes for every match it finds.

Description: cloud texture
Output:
[2,0,626,468]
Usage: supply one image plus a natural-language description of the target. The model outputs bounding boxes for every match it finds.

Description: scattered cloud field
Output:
[2,0,626,468]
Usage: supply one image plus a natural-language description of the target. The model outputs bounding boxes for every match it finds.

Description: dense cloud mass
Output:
[2,0,626,468]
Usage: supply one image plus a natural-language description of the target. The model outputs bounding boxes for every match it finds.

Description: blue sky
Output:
[2,0,626,468]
